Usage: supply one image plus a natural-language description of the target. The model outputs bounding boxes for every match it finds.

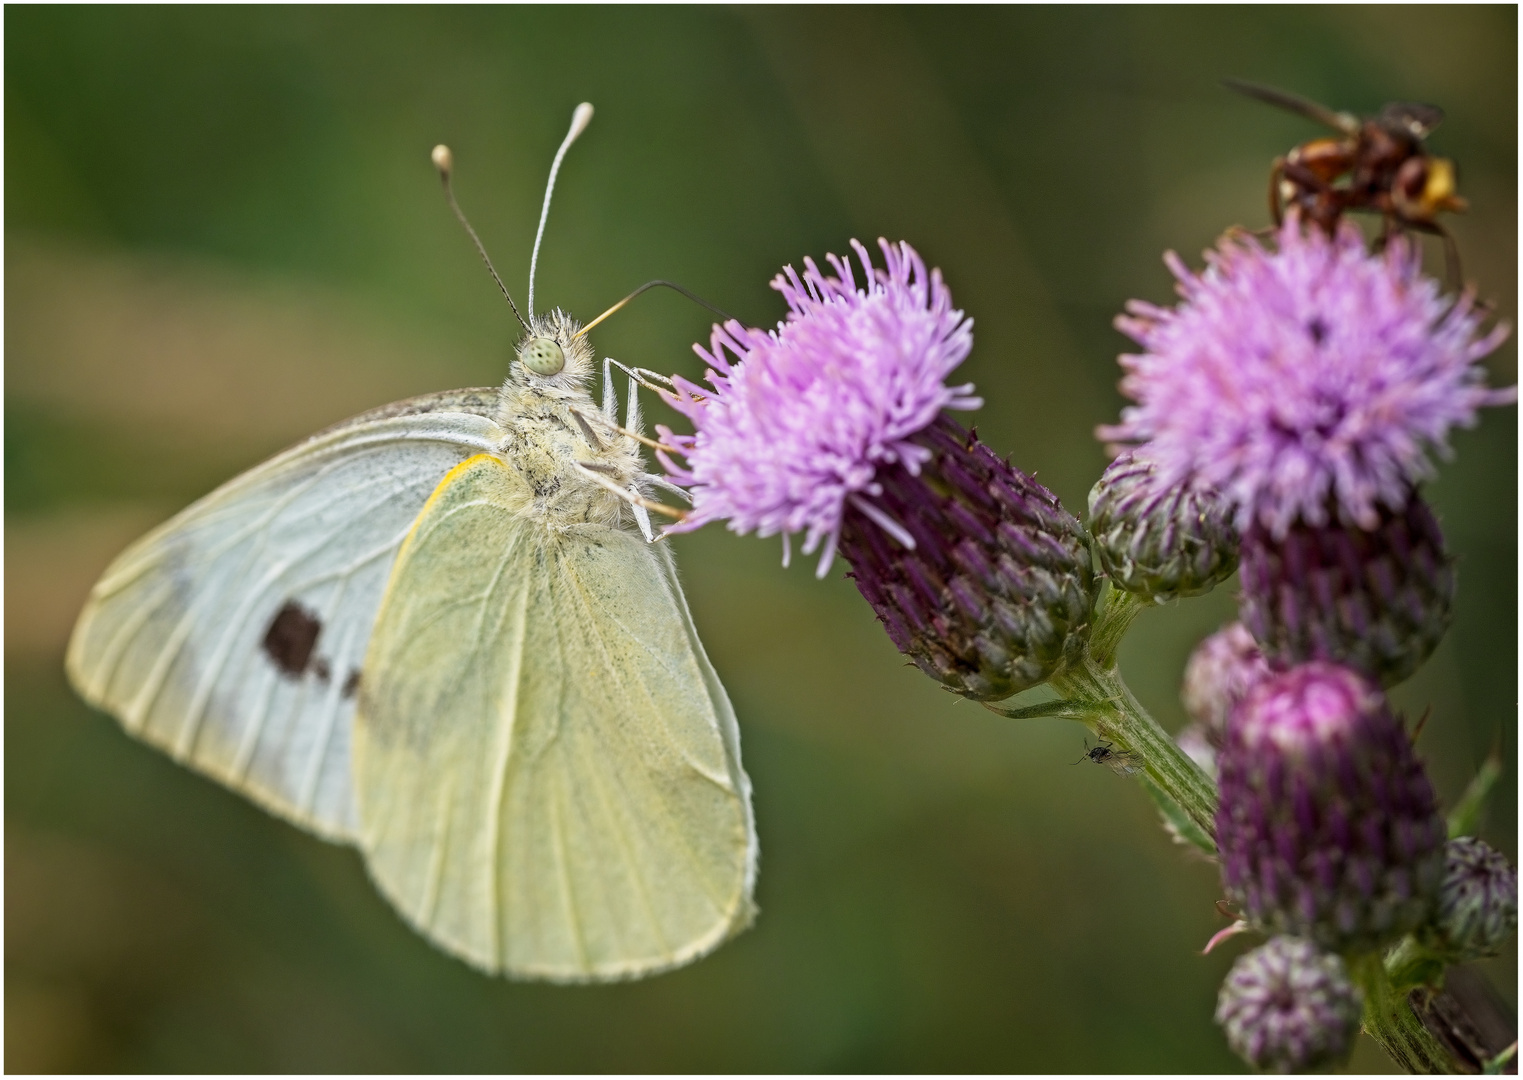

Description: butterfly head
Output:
[513,309,594,393]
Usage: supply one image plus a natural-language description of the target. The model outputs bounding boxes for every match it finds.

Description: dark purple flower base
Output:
[840,416,1095,701]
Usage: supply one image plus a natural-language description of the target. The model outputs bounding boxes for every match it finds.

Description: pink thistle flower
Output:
[658,238,980,576]
[1217,662,1445,953]
[1099,216,1514,539]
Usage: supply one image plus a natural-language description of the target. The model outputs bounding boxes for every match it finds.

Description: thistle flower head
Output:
[660,238,980,575]
[1088,450,1238,603]
[1422,836,1518,961]
[1100,216,1514,539]
[1239,491,1455,686]
[840,416,1095,700]
[1181,621,1275,743]
[1217,662,1445,953]
[1215,936,1363,1073]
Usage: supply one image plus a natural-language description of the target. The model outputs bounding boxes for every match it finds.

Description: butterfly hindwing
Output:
[66,389,503,841]
[354,453,757,980]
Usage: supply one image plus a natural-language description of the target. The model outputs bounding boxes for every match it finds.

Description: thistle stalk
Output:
[986,583,1218,849]
[992,584,1482,1074]
[1354,954,1462,1074]
[1048,655,1219,846]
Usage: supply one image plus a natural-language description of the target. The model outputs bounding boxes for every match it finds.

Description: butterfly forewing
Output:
[66,390,503,841]
[354,453,757,981]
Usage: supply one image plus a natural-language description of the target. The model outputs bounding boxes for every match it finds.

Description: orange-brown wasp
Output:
[1225,79,1467,283]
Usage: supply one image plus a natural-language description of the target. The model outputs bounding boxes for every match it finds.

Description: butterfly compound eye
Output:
[520,337,566,376]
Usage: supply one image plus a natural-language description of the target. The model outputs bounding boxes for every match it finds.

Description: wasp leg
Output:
[1225,223,1276,242]
[1404,219,1464,291]
[1280,159,1344,233]
[1268,157,1287,227]
[1438,223,1463,292]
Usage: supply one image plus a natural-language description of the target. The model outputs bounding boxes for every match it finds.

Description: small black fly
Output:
[1072,738,1142,776]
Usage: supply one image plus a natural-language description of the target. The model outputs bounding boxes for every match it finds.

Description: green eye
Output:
[520,337,566,376]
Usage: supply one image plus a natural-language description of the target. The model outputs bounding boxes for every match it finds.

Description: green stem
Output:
[981,698,1095,722]
[1354,954,1461,1074]
[1087,586,1148,669]
[1385,935,1446,995]
[1049,655,1219,846]
[1447,747,1504,839]
[1485,1042,1519,1075]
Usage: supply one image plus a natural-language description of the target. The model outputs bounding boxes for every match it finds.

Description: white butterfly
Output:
[65,104,758,983]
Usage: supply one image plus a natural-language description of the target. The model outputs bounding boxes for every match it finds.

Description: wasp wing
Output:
[1223,78,1359,135]
[353,454,757,981]
[1378,101,1445,140]
[66,389,503,842]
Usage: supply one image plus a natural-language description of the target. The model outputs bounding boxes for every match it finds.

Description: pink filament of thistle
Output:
[660,237,981,576]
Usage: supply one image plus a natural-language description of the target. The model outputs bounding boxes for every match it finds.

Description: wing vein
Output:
[419,773,456,930]
[556,546,733,914]
[295,584,357,814]
[551,550,673,955]
[483,530,533,970]
[230,662,280,781]
[549,761,590,972]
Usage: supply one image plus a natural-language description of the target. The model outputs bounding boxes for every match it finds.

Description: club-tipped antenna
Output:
[432,144,530,333]
[574,280,738,340]
[529,102,595,320]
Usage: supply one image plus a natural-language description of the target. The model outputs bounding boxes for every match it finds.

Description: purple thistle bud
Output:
[659,238,980,577]
[1087,450,1238,603]
[838,416,1096,700]
[1099,216,1514,541]
[1239,491,1454,686]
[1216,936,1363,1073]
[1181,621,1275,746]
[1217,663,1445,953]
[1422,837,1518,962]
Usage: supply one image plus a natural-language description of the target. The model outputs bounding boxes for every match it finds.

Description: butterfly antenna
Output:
[431,144,530,333]
[529,102,595,320]
[573,280,738,340]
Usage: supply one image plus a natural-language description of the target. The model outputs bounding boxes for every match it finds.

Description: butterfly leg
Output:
[607,362,651,543]
[629,498,655,542]
[642,473,692,505]
[594,358,689,457]
[625,371,643,434]
[574,463,688,523]
[605,358,677,396]
[601,357,619,424]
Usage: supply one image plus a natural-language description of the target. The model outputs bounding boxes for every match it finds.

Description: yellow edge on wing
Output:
[390,453,504,570]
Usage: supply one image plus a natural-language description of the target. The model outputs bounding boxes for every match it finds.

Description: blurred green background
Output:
[6,6,1515,1072]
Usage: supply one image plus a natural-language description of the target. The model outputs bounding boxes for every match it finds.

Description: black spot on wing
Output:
[263,601,322,678]
[341,669,362,699]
